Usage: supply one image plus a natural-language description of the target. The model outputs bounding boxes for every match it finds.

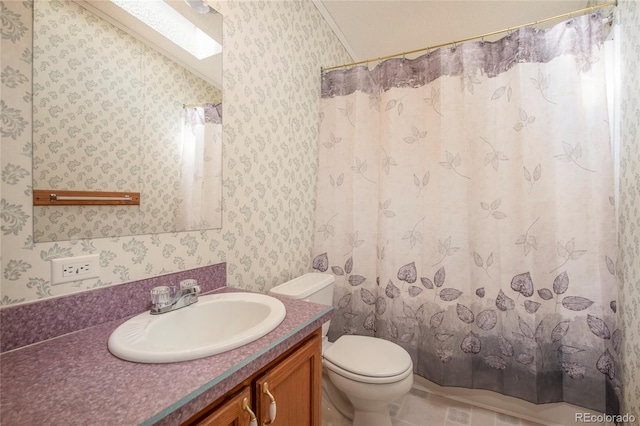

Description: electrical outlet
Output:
[51,254,100,285]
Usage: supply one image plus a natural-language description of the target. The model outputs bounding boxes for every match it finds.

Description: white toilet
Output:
[269,273,413,426]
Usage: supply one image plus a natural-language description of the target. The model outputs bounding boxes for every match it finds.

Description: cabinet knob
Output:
[242,397,258,426]
[262,382,277,426]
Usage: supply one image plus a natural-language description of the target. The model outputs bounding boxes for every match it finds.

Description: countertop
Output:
[0,287,332,425]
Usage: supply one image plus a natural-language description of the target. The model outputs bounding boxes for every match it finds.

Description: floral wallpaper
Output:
[618,0,640,419]
[31,0,221,241]
[0,0,351,305]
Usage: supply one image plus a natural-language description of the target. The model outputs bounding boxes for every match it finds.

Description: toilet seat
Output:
[323,335,413,384]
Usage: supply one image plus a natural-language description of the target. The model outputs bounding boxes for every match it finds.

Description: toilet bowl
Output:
[323,334,413,426]
[269,273,413,426]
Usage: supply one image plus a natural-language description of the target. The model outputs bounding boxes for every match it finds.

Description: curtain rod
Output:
[322,1,617,72]
[182,99,221,108]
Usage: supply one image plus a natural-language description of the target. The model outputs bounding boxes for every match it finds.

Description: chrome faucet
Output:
[150,280,200,314]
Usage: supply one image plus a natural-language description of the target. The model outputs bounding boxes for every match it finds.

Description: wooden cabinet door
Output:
[254,333,322,426]
[197,386,256,426]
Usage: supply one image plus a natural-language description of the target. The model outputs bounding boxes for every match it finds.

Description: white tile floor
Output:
[322,384,546,426]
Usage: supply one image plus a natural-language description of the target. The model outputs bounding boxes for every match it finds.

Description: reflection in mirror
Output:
[32,0,222,242]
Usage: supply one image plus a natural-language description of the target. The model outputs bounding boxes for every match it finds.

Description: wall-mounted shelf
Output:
[33,190,140,206]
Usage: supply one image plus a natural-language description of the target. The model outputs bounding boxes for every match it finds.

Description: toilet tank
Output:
[269,273,335,337]
[269,273,335,305]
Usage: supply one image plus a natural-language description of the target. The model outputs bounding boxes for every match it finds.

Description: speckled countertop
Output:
[0,287,332,426]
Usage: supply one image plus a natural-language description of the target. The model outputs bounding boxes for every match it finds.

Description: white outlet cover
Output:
[51,254,100,285]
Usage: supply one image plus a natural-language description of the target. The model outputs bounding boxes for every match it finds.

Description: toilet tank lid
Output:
[269,273,335,299]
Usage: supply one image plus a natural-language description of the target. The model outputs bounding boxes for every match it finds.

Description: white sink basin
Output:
[108,292,286,363]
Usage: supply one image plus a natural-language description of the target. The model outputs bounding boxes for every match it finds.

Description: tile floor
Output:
[322,384,546,426]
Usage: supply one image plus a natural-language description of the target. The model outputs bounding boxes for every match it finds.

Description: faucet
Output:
[150,280,200,314]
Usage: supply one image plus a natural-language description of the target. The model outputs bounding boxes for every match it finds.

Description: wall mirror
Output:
[32,0,223,242]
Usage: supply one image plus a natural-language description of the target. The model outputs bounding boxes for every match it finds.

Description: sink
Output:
[108,292,286,363]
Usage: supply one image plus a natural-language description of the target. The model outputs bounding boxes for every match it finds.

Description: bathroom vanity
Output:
[0,283,330,425]
[186,329,322,425]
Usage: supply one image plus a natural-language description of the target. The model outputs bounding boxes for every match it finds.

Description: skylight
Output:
[110,0,221,60]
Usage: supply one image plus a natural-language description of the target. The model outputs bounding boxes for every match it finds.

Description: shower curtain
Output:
[175,103,222,231]
[312,14,619,414]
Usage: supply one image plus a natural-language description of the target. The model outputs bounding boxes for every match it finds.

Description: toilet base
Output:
[352,409,392,426]
[323,371,354,420]
[323,369,409,426]
[324,379,393,426]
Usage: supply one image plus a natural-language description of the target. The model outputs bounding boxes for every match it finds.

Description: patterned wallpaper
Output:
[0,0,351,305]
[31,0,221,241]
[618,0,640,418]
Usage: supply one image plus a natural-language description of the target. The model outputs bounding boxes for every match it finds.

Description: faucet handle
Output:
[180,279,198,291]
[151,286,171,305]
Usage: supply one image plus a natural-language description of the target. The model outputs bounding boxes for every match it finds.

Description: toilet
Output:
[269,273,413,426]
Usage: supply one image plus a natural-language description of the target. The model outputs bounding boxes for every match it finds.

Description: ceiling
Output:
[314,0,590,68]
[78,0,223,88]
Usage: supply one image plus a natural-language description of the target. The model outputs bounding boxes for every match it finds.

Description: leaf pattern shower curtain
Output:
[175,103,222,231]
[312,15,620,413]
